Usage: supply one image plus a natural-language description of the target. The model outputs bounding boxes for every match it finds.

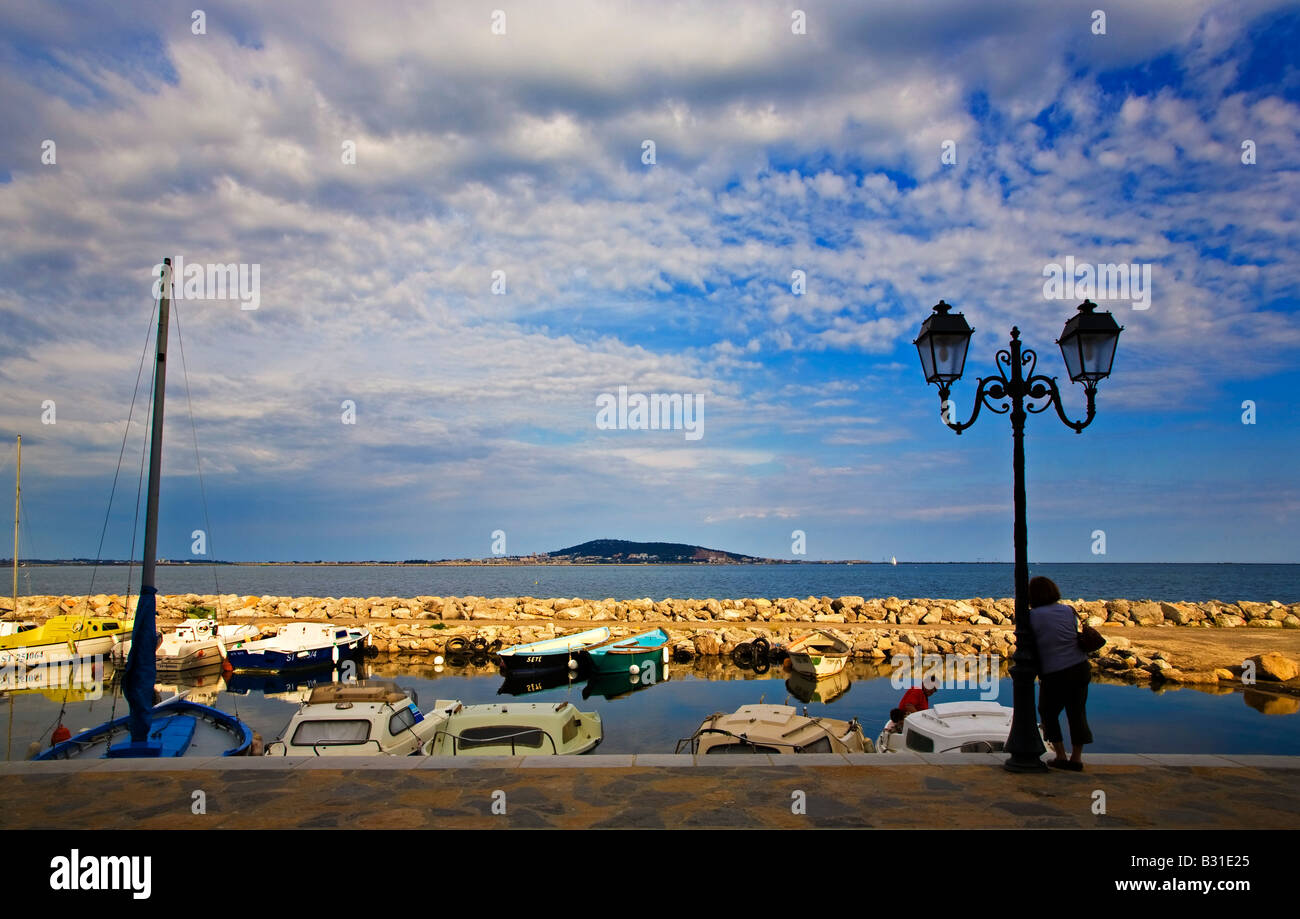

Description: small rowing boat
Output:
[495,626,611,678]
[786,630,850,679]
[580,627,670,678]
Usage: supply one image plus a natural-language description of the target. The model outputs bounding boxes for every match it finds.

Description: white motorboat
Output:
[676,703,868,755]
[875,700,1020,754]
[786,630,850,679]
[426,700,602,756]
[266,680,446,756]
[113,618,261,671]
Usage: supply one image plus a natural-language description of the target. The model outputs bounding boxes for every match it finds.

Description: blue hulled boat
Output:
[35,698,253,759]
[225,623,371,673]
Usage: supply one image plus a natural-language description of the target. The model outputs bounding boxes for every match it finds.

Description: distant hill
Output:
[546,539,763,564]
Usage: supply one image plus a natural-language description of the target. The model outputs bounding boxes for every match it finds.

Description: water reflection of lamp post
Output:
[913,299,1122,772]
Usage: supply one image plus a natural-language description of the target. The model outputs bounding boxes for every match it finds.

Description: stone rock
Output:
[1247,619,1282,629]
[1130,602,1164,626]
[1246,652,1299,682]
[1213,613,1245,629]
[1213,668,1235,681]
[694,632,721,656]
[554,605,586,620]
[920,611,943,625]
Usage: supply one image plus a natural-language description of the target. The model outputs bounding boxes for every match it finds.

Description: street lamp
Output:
[913,299,1122,772]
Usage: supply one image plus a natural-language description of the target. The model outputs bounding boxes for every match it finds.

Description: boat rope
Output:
[34,302,158,748]
[86,301,158,598]
[172,302,241,724]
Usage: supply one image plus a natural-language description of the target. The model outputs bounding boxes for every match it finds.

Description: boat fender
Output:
[445,636,469,654]
[568,658,579,671]
[52,724,71,746]
[332,644,339,663]
[731,643,755,668]
[752,637,771,659]
[470,637,488,654]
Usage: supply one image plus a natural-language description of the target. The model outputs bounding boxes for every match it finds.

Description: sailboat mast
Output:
[121,259,170,748]
[142,263,171,593]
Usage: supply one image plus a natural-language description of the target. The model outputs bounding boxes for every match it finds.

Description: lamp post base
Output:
[1003,753,1050,773]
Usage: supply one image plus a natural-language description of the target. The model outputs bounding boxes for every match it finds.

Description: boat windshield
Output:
[291,719,371,746]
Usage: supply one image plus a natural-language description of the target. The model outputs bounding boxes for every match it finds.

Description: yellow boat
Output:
[0,615,132,667]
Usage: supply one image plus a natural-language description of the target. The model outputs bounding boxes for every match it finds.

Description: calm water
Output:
[5,659,1298,759]
[15,562,1300,603]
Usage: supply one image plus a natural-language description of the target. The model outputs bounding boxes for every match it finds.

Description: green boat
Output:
[579,628,671,679]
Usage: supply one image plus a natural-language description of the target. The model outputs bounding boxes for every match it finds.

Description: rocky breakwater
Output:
[4,593,1299,691]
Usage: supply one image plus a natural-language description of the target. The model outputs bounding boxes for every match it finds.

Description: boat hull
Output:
[581,628,671,677]
[33,699,252,760]
[226,637,367,673]
[495,627,611,679]
[0,635,118,668]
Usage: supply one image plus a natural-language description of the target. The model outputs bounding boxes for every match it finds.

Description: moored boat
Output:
[427,700,602,755]
[874,701,1021,754]
[113,618,261,671]
[35,697,253,759]
[676,703,868,755]
[266,680,447,756]
[580,627,670,678]
[786,630,850,679]
[0,615,130,668]
[495,626,611,678]
[226,623,371,672]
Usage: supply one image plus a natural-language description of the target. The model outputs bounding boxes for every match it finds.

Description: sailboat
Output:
[35,259,252,759]
[890,556,897,566]
[0,436,133,667]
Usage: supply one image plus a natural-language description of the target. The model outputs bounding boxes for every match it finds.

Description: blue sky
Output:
[0,0,1297,563]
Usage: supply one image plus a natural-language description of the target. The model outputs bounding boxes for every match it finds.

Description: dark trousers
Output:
[1038,661,1093,747]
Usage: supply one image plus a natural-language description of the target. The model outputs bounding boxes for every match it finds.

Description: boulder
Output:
[1129,602,1164,626]
[1246,652,1299,682]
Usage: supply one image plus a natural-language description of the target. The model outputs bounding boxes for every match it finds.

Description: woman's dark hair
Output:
[1028,576,1061,609]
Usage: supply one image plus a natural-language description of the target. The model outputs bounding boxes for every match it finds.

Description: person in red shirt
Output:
[899,676,938,715]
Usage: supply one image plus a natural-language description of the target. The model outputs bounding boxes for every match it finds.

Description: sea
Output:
[14,561,1300,603]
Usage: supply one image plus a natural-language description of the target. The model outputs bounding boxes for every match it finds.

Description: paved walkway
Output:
[1,754,1297,829]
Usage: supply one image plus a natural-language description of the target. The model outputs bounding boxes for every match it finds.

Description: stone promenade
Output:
[2,754,1296,830]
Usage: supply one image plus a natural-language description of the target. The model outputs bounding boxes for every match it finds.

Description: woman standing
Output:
[1027,576,1093,770]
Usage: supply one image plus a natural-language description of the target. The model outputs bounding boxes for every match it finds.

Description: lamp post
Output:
[913,299,1122,772]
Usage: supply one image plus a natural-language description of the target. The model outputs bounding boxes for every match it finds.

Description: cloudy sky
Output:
[1,0,1298,563]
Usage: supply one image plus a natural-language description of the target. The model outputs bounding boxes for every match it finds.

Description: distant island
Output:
[7,539,878,566]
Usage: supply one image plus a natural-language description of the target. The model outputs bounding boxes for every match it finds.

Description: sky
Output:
[0,0,1298,564]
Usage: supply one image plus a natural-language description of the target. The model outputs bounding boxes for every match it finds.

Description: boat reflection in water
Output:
[582,663,671,701]
[785,668,852,705]
[497,668,582,697]
[224,662,372,701]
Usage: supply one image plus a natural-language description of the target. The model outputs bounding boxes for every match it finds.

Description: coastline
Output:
[5,593,1299,690]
